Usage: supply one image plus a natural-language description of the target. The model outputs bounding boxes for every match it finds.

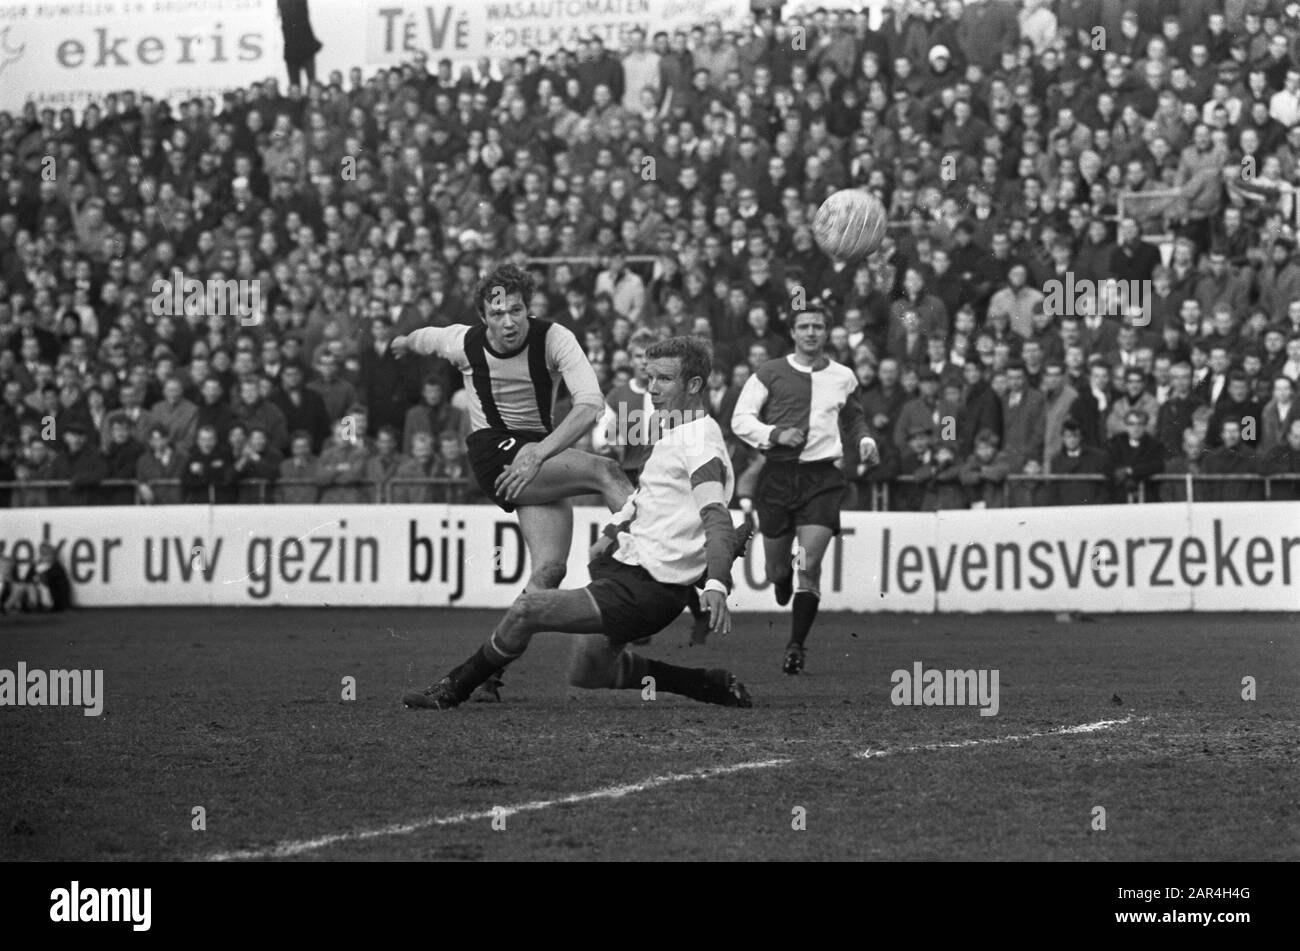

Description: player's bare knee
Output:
[528,560,566,590]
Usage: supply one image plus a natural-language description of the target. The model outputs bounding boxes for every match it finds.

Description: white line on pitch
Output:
[205,757,792,861]
[855,715,1148,759]
[204,716,1147,861]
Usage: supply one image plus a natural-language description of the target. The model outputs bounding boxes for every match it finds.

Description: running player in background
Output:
[594,329,715,644]
[393,263,635,696]
[731,308,880,675]
[402,336,752,710]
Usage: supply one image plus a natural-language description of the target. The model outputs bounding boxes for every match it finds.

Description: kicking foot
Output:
[471,671,504,702]
[782,644,804,676]
[402,677,462,710]
[702,668,752,707]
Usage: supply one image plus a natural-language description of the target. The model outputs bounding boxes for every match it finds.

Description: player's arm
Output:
[532,325,606,459]
[839,384,880,472]
[692,457,735,635]
[392,325,458,359]
[730,373,772,448]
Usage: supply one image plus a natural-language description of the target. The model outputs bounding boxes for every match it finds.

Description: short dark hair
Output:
[646,336,713,392]
[475,262,537,317]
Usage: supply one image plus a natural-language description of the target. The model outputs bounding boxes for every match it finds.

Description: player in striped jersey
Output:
[731,308,880,675]
[403,336,752,710]
[393,265,635,699]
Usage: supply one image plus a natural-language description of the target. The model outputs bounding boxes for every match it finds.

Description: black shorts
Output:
[755,459,846,537]
[586,548,691,644]
[466,428,548,512]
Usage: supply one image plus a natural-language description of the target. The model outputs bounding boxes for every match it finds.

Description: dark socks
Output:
[446,643,514,701]
[643,658,712,701]
[790,591,820,648]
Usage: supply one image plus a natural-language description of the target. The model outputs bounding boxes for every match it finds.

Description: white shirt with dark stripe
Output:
[612,414,734,586]
[406,319,603,434]
[731,355,868,463]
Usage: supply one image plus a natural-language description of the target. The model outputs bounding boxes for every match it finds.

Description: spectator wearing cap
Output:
[959,429,1013,508]
[893,370,946,454]
[1047,419,1108,505]
[49,422,107,506]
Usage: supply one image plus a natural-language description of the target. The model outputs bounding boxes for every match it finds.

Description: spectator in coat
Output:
[1157,363,1204,457]
[999,362,1047,469]
[232,377,290,454]
[316,416,371,504]
[957,360,1003,459]
[1259,376,1300,453]
[894,370,945,452]
[1206,372,1263,450]
[1070,361,1114,448]
[1106,409,1165,502]
[1263,418,1300,500]
[959,429,1013,508]
[1048,419,1109,505]
[360,319,418,435]
[403,378,464,455]
[49,423,107,506]
[364,425,404,503]
[308,352,356,424]
[150,377,199,454]
[1201,418,1264,501]
[102,413,145,505]
[1162,427,1207,502]
[1106,368,1160,439]
[181,425,235,504]
[390,431,436,504]
[136,425,186,504]
[277,431,321,503]
[232,427,283,503]
[1040,360,1079,467]
[272,363,332,453]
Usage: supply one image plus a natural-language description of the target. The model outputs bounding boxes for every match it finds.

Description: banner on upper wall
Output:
[0,0,746,113]
[0,503,1294,611]
[0,0,287,113]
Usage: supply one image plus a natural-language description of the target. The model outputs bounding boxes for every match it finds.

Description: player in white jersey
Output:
[403,336,753,710]
[732,308,880,675]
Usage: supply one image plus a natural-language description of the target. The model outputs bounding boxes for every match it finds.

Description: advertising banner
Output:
[1,503,1294,611]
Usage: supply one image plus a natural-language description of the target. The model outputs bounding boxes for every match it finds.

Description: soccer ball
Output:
[812,188,888,263]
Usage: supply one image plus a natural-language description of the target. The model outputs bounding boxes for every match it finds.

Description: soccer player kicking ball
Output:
[403,337,752,710]
[393,264,635,698]
[731,308,879,675]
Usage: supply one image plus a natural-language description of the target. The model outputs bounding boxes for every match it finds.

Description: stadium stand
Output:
[4,0,1300,512]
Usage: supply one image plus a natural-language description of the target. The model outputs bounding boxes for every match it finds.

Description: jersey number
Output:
[498,438,517,452]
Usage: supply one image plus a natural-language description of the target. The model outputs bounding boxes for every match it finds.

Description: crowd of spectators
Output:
[3,0,1300,511]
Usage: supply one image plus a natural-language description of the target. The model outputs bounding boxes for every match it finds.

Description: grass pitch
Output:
[1,607,1295,861]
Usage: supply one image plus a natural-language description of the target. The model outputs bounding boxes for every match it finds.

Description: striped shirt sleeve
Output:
[546,324,604,410]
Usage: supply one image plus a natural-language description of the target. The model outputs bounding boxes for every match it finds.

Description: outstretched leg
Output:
[507,449,634,512]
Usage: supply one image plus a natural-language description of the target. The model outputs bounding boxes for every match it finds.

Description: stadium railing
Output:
[3,474,1296,508]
